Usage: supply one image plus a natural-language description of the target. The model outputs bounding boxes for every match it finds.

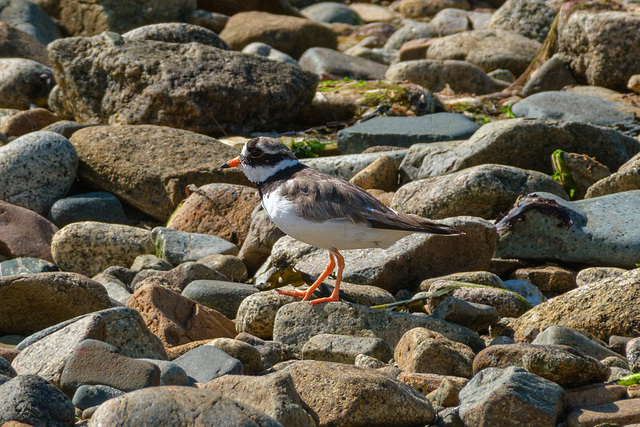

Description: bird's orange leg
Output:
[277,252,336,300]
[309,249,343,304]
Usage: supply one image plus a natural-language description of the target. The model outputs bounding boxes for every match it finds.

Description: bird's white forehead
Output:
[242,140,289,157]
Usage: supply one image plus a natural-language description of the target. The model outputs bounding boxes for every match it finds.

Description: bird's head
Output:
[221,137,300,184]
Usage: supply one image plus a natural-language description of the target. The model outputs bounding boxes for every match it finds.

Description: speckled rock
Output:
[431,296,500,332]
[0,107,60,137]
[576,267,627,287]
[130,262,229,294]
[153,227,239,266]
[122,22,229,49]
[0,21,50,65]
[398,0,470,18]
[532,325,623,362]
[181,280,257,320]
[72,384,124,411]
[207,338,263,374]
[0,201,58,262]
[0,58,53,109]
[51,222,154,277]
[238,208,285,276]
[585,152,640,199]
[488,0,556,42]
[0,257,57,275]
[0,131,77,215]
[137,358,188,386]
[197,254,248,283]
[302,333,393,364]
[511,266,576,293]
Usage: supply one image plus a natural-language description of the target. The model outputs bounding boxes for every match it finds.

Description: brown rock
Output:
[554,151,610,199]
[567,398,640,427]
[511,265,577,293]
[207,338,263,374]
[0,108,60,137]
[585,152,640,199]
[70,125,249,222]
[197,254,248,283]
[0,22,50,66]
[395,328,475,378]
[398,38,434,62]
[0,200,58,262]
[167,183,259,248]
[398,0,470,18]
[127,282,236,348]
[565,383,628,409]
[398,371,469,396]
[473,343,610,388]
[219,12,338,59]
[0,348,19,363]
[427,377,467,407]
[349,154,398,192]
[366,189,395,207]
[130,262,228,293]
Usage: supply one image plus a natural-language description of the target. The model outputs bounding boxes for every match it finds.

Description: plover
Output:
[222,137,462,304]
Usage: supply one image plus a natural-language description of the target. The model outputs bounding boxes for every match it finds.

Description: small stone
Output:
[349,154,398,192]
[196,254,248,283]
[511,266,576,293]
[153,227,239,266]
[576,267,628,287]
[207,338,263,375]
[138,358,189,386]
[72,384,124,411]
[235,332,283,367]
[48,192,126,228]
[0,356,16,377]
[173,345,243,383]
[427,378,466,407]
[0,201,59,262]
[0,257,57,276]
[130,262,228,293]
[532,325,623,362]
[431,297,500,332]
[566,398,640,427]
[302,333,393,364]
[242,42,298,66]
[0,107,60,137]
[238,208,285,276]
[627,338,640,372]
[420,271,505,290]
[299,47,388,81]
[182,280,258,320]
[565,383,628,409]
[354,354,386,369]
[502,279,546,307]
[629,74,640,93]
[398,372,469,397]
[0,21,50,65]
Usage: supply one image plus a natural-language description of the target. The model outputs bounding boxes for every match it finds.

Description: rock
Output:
[0,22,50,65]
[576,267,628,287]
[90,274,131,305]
[301,2,362,25]
[585,152,640,199]
[0,356,15,377]
[197,0,301,17]
[0,58,53,109]
[48,192,126,228]
[0,374,75,427]
[181,280,258,320]
[337,113,479,154]
[0,201,58,262]
[57,0,195,36]
[511,266,576,293]
[88,386,282,426]
[69,125,249,221]
[130,262,228,293]
[273,301,484,354]
[565,382,628,409]
[395,328,475,377]
[459,366,565,426]
[172,345,243,383]
[488,0,556,42]
[0,272,111,336]
[242,42,298,66]
[137,358,188,385]
[398,371,469,397]
[49,33,317,136]
[502,279,546,307]
[12,307,168,386]
[427,29,541,76]
[72,384,124,411]
[430,9,492,37]
[627,338,640,372]
[0,107,60,137]
[420,271,505,290]
[495,191,640,268]
[567,398,640,427]
[204,371,317,427]
[207,338,263,375]
[302,149,408,181]
[398,0,470,19]
[431,297,500,332]
[551,151,611,200]
[126,282,236,348]
[0,131,76,215]
[51,222,154,277]
[348,4,400,23]
[153,227,239,266]
[0,257,58,275]
[60,339,160,396]
[122,22,229,49]
[399,118,640,183]
[197,254,248,283]
[166,183,259,248]
[219,11,337,59]
[629,74,640,93]
[235,333,283,367]
[40,120,102,139]
[300,47,388,82]
[271,216,496,294]
[302,333,393,364]
[384,21,433,50]
[276,359,436,426]
[532,325,623,362]
[512,91,639,128]
[424,280,531,318]
[392,164,567,220]
[238,208,285,276]
[558,11,640,91]
[427,377,467,407]
[130,254,173,272]
[521,54,577,97]
[386,59,509,95]
[473,343,609,388]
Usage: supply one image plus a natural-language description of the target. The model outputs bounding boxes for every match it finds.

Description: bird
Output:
[221,137,463,304]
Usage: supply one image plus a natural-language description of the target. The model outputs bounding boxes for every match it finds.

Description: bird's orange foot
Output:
[277,289,307,298]
[309,295,340,305]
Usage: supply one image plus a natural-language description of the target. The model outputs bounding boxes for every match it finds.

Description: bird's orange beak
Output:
[221,156,241,169]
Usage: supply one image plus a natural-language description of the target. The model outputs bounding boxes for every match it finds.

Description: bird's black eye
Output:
[251,148,264,158]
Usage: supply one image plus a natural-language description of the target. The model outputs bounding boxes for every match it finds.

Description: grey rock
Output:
[459,366,565,426]
[337,113,480,154]
[521,54,577,96]
[173,345,243,384]
[0,58,53,109]
[122,22,229,49]
[301,2,363,25]
[354,353,386,369]
[48,32,317,135]
[0,131,77,215]
[0,356,16,377]
[51,222,154,277]
[0,0,60,44]
[242,42,298,66]
[430,9,493,37]
[130,262,229,293]
[533,325,623,362]
[0,257,58,275]
[431,297,500,332]
[72,384,124,411]
[392,163,567,220]
[302,149,408,180]
[207,338,263,375]
[153,227,239,265]
[576,267,627,287]
[273,301,484,354]
[495,191,640,268]
[40,120,102,139]
[139,358,189,386]
[48,192,126,228]
[88,386,283,426]
[512,91,638,127]
[489,336,515,346]
[502,279,546,307]
[0,374,75,427]
[384,21,433,50]
[627,338,640,373]
[399,118,640,182]
[102,266,137,286]
[236,332,284,367]
[585,152,640,199]
[488,68,516,83]
[197,254,248,283]
[302,333,393,364]
[91,273,132,305]
[488,0,556,42]
[386,59,509,94]
[299,47,388,81]
[130,254,173,272]
[182,280,258,320]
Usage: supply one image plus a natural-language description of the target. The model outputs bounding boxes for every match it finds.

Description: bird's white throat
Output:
[241,158,300,183]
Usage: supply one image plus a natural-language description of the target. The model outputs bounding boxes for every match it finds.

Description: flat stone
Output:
[299,47,388,81]
[92,273,132,305]
[532,325,622,362]
[302,149,408,180]
[565,383,628,409]
[72,384,124,411]
[302,333,393,364]
[181,280,258,320]
[567,398,640,427]
[420,271,505,290]
[130,262,228,293]
[511,265,576,293]
[51,222,154,277]
[459,366,565,426]
[197,254,248,283]
[173,345,243,383]
[207,338,263,375]
[273,301,484,354]
[0,201,59,262]
[0,257,57,276]
[431,296,500,332]
[337,113,479,154]
[153,227,239,266]
[302,2,362,25]
[48,192,126,228]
